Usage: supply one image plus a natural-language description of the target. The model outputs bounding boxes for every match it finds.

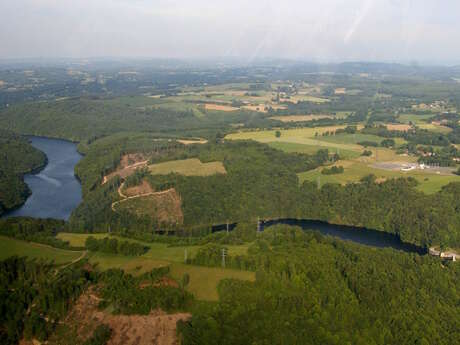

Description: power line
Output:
[221,248,226,268]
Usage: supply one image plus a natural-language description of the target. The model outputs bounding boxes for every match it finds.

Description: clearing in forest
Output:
[204,103,239,112]
[148,158,226,176]
[56,233,255,300]
[177,138,208,145]
[270,114,334,122]
[103,153,148,184]
[47,288,191,345]
[115,188,184,225]
[122,180,154,197]
[0,236,82,264]
[385,123,412,131]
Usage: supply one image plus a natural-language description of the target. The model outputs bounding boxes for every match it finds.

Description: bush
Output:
[321,166,344,175]
[84,325,112,345]
[357,141,379,147]
[362,150,372,156]
[85,236,149,256]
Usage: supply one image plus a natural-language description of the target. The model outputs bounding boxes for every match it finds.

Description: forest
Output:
[0,63,459,344]
[0,130,46,216]
[178,225,459,345]
[67,135,460,248]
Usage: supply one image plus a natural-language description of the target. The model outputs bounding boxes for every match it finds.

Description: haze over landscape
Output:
[0,1,459,345]
[2,0,460,64]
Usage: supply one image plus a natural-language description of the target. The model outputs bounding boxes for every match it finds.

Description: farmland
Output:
[5,232,254,301]
[148,158,226,176]
[1,61,460,345]
[0,235,82,264]
[226,126,459,193]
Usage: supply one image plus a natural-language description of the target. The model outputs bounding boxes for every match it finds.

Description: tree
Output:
[275,131,281,138]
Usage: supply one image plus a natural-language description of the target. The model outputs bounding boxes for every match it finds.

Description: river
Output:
[6,136,82,220]
[5,136,424,253]
[212,219,426,254]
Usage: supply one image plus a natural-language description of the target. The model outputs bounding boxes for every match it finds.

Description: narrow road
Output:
[112,183,175,211]
[102,160,148,184]
[55,250,88,275]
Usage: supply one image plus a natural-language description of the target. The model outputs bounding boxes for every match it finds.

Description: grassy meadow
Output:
[0,236,82,264]
[227,126,459,193]
[55,232,254,300]
[148,158,226,176]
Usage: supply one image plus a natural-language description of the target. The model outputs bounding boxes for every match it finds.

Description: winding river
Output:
[6,136,82,220]
[5,136,424,253]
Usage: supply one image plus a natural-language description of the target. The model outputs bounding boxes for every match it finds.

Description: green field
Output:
[56,233,254,300]
[226,126,400,160]
[417,123,452,134]
[268,141,361,159]
[398,113,432,124]
[226,126,459,193]
[298,161,460,194]
[170,263,255,301]
[149,158,226,176]
[0,236,82,264]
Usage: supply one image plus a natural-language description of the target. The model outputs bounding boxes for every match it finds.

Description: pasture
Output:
[270,114,334,122]
[148,158,226,176]
[298,161,459,194]
[56,233,254,300]
[225,126,367,158]
[0,236,83,264]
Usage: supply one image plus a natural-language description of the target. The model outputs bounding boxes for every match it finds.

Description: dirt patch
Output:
[334,88,346,94]
[242,104,268,112]
[49,288,190,345]
[123,180,154,197]
[386,124,412,131]
[204,103,239,112]
[177,138,208,145]
[148,158,226,176]
[103,154,148,184]
[115,188,184,226]
[140,277,179,289]
[270,114,334,122]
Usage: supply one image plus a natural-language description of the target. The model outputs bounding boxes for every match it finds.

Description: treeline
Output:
[0,257,95,345]
[0,97,274,143]
[70,136,460,248]
[179,225,460,345]
[85,236,149,256]
[0,256,191,345]
[298,176,460,248]
[0,130,46,215]
[70,140,332,232]
[0,217,72,249]
[97,267,192,314]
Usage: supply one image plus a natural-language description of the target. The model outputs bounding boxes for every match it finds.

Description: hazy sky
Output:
[2,0,460,64]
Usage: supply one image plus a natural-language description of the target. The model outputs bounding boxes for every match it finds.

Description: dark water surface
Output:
[213,219,426,254]
[263,219,426,254]
[6,136,82,220]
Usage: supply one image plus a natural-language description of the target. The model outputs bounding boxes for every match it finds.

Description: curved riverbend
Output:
[6,136,82,220]
[212,219,426,254]
[263,219,426,254]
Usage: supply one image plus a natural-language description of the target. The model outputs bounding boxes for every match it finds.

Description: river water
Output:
[5,136,424,253]
[6,136,82,220]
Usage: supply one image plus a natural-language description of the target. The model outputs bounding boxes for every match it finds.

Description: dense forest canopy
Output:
[0,62,459,344]
[0,130,46,215]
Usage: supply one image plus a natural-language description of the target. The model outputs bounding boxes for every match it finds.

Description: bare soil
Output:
[385,124,412,131]
[270,114,334,122]
[124,180,154,197]
[48,288,190,345]
[103,154,148,184]
[177,138,208,145]
[204,103,239,112]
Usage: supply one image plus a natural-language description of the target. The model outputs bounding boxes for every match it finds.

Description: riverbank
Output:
[429,247,458,261]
